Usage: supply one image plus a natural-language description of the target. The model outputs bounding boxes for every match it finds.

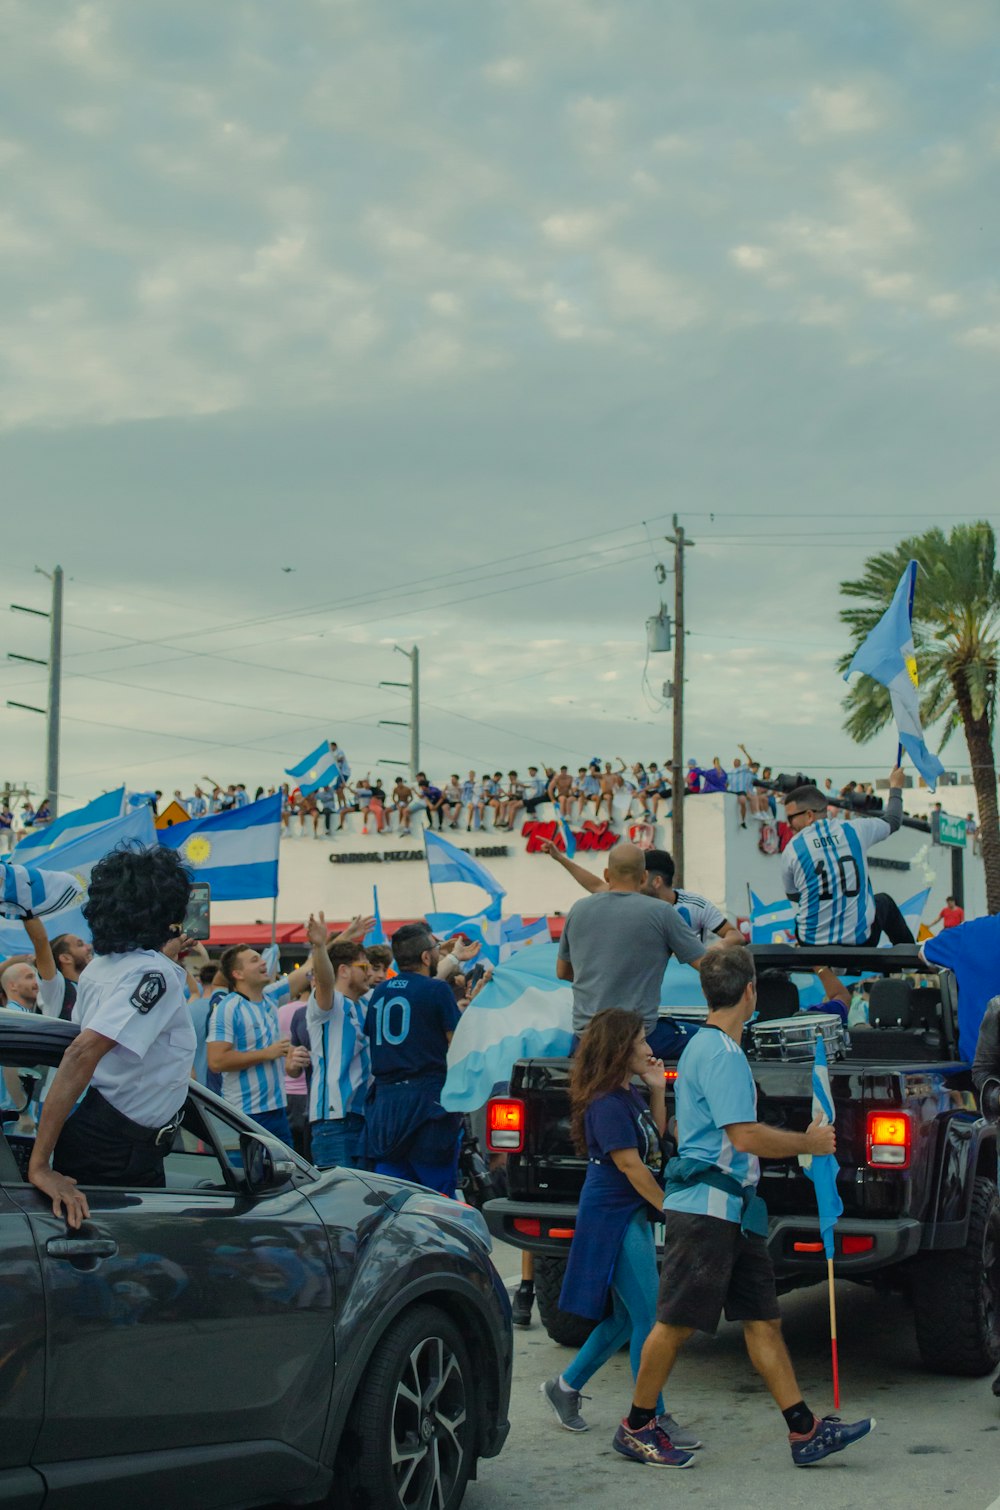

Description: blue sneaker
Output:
[790,1414,875,1466]
[613,1419,695,1468]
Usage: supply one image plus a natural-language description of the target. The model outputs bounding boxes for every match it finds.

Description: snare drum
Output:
[749,1013,848,1063]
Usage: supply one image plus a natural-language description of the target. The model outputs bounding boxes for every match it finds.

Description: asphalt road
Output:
[467,1243,1000,1510]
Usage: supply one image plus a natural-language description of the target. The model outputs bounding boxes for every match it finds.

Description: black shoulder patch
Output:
[130,971,167,1013]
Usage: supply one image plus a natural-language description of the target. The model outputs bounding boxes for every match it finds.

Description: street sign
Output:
[938,812,967,848]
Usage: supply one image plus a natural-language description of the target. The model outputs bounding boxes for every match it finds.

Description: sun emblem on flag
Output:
[184,836,212,866]
[307,767,319,781]
[905,652,919,688]
[71,871,87,897]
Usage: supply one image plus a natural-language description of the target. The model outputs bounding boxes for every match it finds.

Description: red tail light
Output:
[487,1098,525,1153]
[663,1068,678,1083]
[866,1111,911,1169]
[841,1234,875,1255]
[513,1217,541,1237]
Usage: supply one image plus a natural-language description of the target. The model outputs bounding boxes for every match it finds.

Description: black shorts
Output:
[656,1210,780,1334]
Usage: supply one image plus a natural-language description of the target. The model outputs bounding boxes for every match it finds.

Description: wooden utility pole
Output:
[668,516,694,885]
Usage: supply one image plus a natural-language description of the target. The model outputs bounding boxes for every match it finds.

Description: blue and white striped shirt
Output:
[781,815,890,945]
[208,981,289,1115]
[728,766,754,794]
[306,990,371,1123]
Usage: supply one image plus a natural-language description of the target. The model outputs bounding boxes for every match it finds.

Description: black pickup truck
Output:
[483,944,1000,1377]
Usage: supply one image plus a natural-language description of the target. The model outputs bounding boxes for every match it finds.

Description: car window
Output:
[0,1050,50,1183]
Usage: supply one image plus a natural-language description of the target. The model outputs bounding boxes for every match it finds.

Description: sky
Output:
[2,0,998,807]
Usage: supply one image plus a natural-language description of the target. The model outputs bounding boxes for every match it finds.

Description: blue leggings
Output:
[562,1210,664,1415]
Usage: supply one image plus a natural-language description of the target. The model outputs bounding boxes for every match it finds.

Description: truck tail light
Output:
[513,1217,541,1237]
[841,1234,875,1255]
[866,1111,911,1169]
[487,1098,525,1153]
[663,1069,678,1083]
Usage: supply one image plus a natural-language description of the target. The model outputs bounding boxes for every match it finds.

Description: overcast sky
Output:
[2,0,998,805]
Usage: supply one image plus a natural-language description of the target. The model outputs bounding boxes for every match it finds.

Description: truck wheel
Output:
[535,1255,599,1349]
[911,1175,1000,1376]
[340,1304,476,1510]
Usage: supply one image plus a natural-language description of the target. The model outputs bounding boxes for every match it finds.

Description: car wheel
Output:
[343,1304,476,1510]
[911,1175,1000,1375]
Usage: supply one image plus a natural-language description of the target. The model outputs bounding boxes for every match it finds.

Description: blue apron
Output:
[359,1073,462,1165]
[559,1088,664,1320]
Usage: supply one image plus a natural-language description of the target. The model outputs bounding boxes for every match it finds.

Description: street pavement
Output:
[468,1242,1000,1510]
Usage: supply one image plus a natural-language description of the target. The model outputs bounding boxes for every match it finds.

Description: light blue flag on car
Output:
[801,1033,844,1259]
[424,829,506,899]
[13,786,126,858]
[284,740,340,796]
[559,816,576,859]
[365,885,387,946]
[0,804,156,956]
[749,890,797,943]
[499,914,551,962]
[427,896,503,966]
[843,560,945,791]
[159,793,281,901]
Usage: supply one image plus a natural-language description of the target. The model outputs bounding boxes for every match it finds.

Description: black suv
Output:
[1,1011,511,1510]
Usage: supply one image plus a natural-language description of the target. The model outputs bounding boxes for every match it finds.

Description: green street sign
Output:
[938,812,967,848]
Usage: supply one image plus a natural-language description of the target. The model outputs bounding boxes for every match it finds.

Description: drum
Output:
[749,1013,848,1063]
[657,1004,710,1025]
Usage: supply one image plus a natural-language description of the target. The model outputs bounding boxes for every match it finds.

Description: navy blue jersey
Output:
[365,972,461,1081]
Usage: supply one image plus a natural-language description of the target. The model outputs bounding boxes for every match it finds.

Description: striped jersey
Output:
[663,1025,759,1223]
[305,990,371,1122]
[728,766,754,794]
[781,815,890,945]
[672,888,727,943]
[208,981,290,1116]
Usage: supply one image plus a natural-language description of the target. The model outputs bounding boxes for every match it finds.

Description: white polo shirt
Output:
[72,951,195,1128]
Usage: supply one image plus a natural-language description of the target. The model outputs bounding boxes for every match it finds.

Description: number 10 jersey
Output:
[781,815,891,944]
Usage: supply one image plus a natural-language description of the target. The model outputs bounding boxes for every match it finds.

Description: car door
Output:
[0,1168,46,1510]
[7,1093,336,1497]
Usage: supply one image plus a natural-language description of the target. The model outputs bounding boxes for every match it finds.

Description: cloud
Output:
[482,56,529,86]
[794,83,887,139]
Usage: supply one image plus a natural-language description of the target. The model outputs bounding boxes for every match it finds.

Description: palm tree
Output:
[838,521,1000,912]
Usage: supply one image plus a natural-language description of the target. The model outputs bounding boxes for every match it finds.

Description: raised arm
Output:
[307,912,335,1013]
[540,838,605,893]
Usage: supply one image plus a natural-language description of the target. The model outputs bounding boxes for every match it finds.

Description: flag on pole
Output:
[13,787,126,858]
[749,890,797,943]
[879,886,930,948]
[284,740,340,796]
[159,793,282,901]
[424,829,506,898]
[843,560,945,791]
[365,885,387,946]
[801,1030,844,1406]
[559,816,577,859]
[0,805,156,956]
[500,914,551,962]
[427,896,503,966]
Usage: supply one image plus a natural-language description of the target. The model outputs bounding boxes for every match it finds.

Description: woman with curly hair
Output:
[540,1008,699,1462]
[28,844,194,1228]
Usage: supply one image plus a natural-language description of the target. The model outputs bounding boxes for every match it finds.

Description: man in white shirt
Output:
[300,933,373,1169]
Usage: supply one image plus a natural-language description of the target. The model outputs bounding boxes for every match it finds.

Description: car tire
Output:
[534,1255,599,1349]
[911,1175,1000,1375]
[341,1304,477,1510]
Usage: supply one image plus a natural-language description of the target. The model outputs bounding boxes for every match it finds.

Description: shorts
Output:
[656,1210,780,1334]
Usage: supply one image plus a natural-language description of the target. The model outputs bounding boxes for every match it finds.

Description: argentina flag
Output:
[427,895,503,966]
[159,793,281,901]
[749,890,797,943]
[0,805,156,956]
[424,829,506,898]
[800,1033,844,1258]
[285,740,340,796]
[13,786,126,858]
[844,560,945,791]
[499,914,551,961]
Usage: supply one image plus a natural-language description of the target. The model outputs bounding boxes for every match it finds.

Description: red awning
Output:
[206,915,564,947]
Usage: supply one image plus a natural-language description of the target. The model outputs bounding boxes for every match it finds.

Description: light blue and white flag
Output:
[749,890,797,944]
[285,741,340,796]
[0,804,156,956]
[427,896,502,966]
[559,816,576,860]
[126,791,158,810]
[442,943,707,1111]
[0,863,80,921]
[424,829,506,899]
[843,560,945,791]
[499,914,551,962]
[801,1033,844,1258]
[13,786,126,858]
[878,886,931,949]
[159,793,281,901]
[365,885,387,947]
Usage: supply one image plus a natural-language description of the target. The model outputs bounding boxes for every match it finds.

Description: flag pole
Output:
[270,894,277,950]
[827,1257,841,1409]
[897,563,918,770]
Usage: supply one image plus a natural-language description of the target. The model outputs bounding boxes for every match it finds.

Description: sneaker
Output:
[612,1420,695,1469]
[541,1377,588,1432]
[657,1414,702,1450]
[789,1415,875,1466]
[511,1285,534,1328]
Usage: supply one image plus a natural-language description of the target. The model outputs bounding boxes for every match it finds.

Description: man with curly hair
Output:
[27,845,196,1229]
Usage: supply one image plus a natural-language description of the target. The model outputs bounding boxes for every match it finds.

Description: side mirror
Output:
[240,1134,296,1196]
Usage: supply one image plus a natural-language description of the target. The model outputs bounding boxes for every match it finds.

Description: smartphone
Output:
[182,882,211,941]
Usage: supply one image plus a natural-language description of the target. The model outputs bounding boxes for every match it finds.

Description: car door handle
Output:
[46,1236,119,1259]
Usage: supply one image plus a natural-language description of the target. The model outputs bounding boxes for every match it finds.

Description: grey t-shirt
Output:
[557,890,706,1033]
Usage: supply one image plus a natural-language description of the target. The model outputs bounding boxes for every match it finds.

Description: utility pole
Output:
[379,644,421,776]
[7,565,63,817]
[667,518,694,885]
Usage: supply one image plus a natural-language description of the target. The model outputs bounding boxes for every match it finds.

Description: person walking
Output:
[615,947,874,1470]
[541,1008,699,1454]
[27,847,197,1227]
